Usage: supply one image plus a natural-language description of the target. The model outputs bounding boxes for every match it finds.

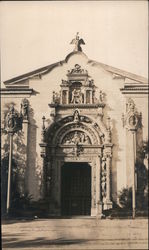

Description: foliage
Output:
[118,187,132,210]
[118,186,148,211]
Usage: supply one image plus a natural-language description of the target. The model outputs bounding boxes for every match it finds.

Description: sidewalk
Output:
[2,218,148,249]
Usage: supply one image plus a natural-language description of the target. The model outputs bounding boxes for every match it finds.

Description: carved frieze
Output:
[55,123,98,145]
[62,131,91,145]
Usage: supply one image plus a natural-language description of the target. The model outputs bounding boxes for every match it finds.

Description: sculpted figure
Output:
[52,91,60,104]
[21,98,29,119]
[73,110,79,122]
[72,132,80,144]
[70,32,85,52]
[99,91,104,103]
[71,89,82,104]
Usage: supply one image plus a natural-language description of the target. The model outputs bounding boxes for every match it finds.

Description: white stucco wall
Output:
[1,52,148,201]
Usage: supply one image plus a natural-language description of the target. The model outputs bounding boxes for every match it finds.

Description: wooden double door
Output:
[61,162,91,216]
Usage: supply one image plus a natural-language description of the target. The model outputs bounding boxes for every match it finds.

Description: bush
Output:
[118,186,148,212]
[118,187,132,210]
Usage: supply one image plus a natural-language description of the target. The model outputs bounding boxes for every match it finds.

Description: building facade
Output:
[1,35,148,216]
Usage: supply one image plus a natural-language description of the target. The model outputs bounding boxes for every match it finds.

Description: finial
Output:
[70,33,85,52]
[42,116,46,130]
[107,116,111,130]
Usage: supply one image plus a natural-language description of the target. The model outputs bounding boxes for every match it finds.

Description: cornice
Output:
[3,52,148,86]
[49,103,105,108]
[120,85,149,94]
[0,88,34,95]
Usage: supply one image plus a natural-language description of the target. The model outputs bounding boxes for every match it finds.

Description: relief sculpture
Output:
[71,88,83,104]
[62,131,91,145]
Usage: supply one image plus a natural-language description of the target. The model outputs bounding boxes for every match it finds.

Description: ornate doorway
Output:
[39,64,113,217]
[61,162,91,216]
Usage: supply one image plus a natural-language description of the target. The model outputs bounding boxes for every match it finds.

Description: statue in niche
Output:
[20,98,29,119]
[70,32,85,52]
[71,89,82,104]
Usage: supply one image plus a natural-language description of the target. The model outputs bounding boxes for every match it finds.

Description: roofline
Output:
[88,60,148,84]
[3,53,148,85]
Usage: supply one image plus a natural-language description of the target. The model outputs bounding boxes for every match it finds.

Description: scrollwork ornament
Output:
[123,98,139,131]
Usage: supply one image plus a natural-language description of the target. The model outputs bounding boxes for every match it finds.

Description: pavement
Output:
[2,217,148,250]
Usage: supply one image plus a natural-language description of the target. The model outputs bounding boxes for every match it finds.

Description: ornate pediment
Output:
[67,64,88,76]
[49,64,105,107]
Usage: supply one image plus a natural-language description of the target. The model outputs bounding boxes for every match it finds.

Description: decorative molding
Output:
[0,88,34,95]
[122,98,141,131]
[49,103,105,108]
[120,85,149,95]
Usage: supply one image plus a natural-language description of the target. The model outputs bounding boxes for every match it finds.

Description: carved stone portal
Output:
[40,61,113,217]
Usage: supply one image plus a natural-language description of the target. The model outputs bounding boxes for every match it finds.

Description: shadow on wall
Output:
[111,119,121,202]
[102,93,121,202]
[27,105,41,200]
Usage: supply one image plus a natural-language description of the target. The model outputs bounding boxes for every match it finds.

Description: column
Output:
[96,155,103,217]
[66,90,69,104]
[104,154,113,209]
[40,155,46,198]
[22,119,29,192]
[6,133,13,214]
[106,155,111,201]
[91,163,96,216]
[132,131,136,219]
[90,90,93,104]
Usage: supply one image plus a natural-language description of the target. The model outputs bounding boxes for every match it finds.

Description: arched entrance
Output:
[39,63,113,217]
[61,162,91,216]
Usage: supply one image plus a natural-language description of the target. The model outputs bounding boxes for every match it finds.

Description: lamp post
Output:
[131,129,137,219]
[5,105,22,215]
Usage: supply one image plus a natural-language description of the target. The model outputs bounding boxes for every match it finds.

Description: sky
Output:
[0,1,148,82]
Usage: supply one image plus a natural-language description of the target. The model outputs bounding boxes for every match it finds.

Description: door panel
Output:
[61,163,91,216]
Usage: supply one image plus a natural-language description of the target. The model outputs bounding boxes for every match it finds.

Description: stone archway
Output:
[39,63,113,217]
[40,113,113,217]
